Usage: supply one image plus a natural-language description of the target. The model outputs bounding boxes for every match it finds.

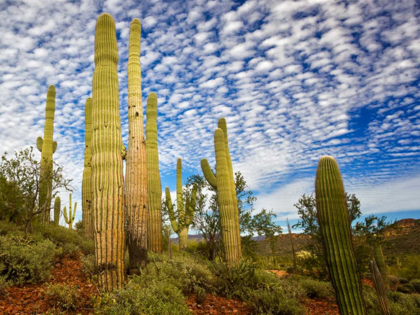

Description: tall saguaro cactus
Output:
[91,13,126,291]
[165,158,197,249]
[82,97,93,239]
[201,122,241,265]
[125,18,148,272]
[54,196,61,226]
[146,93,162,253]
[63,193,77,230]
[37,85,57,224]
[315,156,366,315]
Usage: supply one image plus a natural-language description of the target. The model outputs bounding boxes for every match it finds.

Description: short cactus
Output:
[201,119,241,265]
[54,196,61,226]
[63,194,76,230]
[37,85,58,224]
[315,156,366,315]
[82,97,93,239]
[165,158,197,249]
[146,93,162,253]
[91,13,126,291]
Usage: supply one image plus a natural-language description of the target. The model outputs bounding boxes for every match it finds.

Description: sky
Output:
[0,0,419,230]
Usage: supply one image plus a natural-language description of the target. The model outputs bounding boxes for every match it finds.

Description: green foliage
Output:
[387,291,420,315]
[409,278,420,293]
[0,275,10,294]
[44,283,80,310]
[0,234,55,285]
[298,278,334,299]
[246,288,305,315]
[55,243,81,260]
[81,254,98,280]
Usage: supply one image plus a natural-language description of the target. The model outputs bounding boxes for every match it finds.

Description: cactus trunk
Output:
[315,156,366,315]
[370,260,391,315]
[374,243,389,289]
[146,93,162,253]
[54,196,60,226]
[178,228,188,249]
[82,97,93,239]
[37,85,57,224]
[125,18,148,272]
[63,194,76,230]
[287,218,297,274]
[91,13,126,291]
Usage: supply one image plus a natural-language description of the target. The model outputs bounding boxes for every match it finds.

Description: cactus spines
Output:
[63,194,76,230]
[374,243,389,289]
[126,18,148,272]
[146,93,162,253]
[370,260,391,315]
[82,97,93,240]
[54,196,61,226]
[91,13,125,291]
[201,120,241,265]
[165,158,196,249]
[37,85,57,224]
[315,156,366,315]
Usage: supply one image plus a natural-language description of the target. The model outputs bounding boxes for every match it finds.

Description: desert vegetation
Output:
[0,12,419,315]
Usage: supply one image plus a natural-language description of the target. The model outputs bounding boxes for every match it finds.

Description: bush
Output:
[0,234,55,285]
[409,279,420,293]
[297,278,334,299]
[246,288,305,315]
[388,291,420,314]
[0,275,10,294]
[35,224,94,255]
[81,254,98,280]
[44,283,80,310]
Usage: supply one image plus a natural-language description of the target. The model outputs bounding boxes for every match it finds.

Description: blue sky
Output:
[0,0,419,230]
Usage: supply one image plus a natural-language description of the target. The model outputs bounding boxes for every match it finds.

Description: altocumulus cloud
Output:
[0,0,419,224]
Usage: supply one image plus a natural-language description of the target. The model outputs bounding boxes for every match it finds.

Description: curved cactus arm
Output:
[63,206,69,224]
[165,187,179,233]
[37,137,43,152]
[201,159,217,189]
[186,185,197,225]
[53,141,57,154]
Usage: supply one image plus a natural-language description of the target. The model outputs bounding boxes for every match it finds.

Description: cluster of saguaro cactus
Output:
[82,97,93,239]
[91,13,126,291]
[165,158,197,249]
[146,93,162,253]
[315,156,366,315]
[370,260,391,315]
[37,85,58,224]
[54,196,61,226]
[63,194,76,230]
[201,118,241,265]
[125,18,148,273]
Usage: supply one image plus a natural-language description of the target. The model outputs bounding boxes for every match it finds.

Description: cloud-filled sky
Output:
[0,0,419,228]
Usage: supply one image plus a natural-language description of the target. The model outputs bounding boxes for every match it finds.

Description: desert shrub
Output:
[0,275,10,294]
[94,272,190,315]
[55,243,81,260]
[297,277,334,299]
[0,234,54,285]
[44,283,80,310]
[409,278,420,293]
[397,282,415,294]
[246,287,305,315]
[0,220,21,236]
[397,255,420,280]
[35,224,94,255]
[81,254,98,279]
[388,291,420,314]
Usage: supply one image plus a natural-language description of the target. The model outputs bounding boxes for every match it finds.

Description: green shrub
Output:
[81,254,98,280]
[409,278,420,293]
[246,287,305,315]
[388,291,420,314]
[297,278,334,299]
[0,275,10,294]
[44,283,80,310]
[0,235,55,285]
[35,224,94,255]
[397,282,415,294]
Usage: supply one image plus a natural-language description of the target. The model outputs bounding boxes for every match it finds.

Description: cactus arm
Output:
[201,159,217,189]
[315,156,366,315]
[54,196,60,225]
[37,137,43,152]
[176,158,184,220]
[72,202,77,221]
[165,187,179,233]
[121,144,127,160]
[63,206,69,224]
[374,243,389,289]
[53,141,57,154]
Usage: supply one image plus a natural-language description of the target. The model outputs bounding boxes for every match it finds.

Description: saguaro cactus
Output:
[287,218,297,274]
[201,119,241,265]
[63,193,77,230]
[165,158,197,249]
[370,260,391,315]
[315,156,366,315]
[125,18,148,272]
[54,196,61,226]
[91,13,126,291]
[82,97,93,239]
[374,243,389,289]
[37,85,57,224]
[146,93,162,253]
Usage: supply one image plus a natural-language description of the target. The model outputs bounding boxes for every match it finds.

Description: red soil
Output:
[187,293,253,315]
